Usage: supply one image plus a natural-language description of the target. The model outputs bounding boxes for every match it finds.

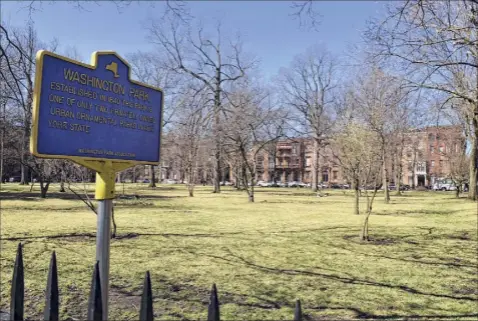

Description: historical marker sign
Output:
[31,50,163,164]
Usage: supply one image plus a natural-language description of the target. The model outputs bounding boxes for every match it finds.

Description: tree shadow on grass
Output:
[374,209,463,216]
[330,242,478,270]
[0,191,185,201]
[111,271,478,320]
[202,250,477,303]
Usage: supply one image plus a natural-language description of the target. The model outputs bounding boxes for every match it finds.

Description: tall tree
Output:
[367,0,478,200]
[128,51,183,188]
[278,46,337,192]
[147,17,254,193]
[353,67,409,204]
[223,79,285,202]
[0,23,65,197]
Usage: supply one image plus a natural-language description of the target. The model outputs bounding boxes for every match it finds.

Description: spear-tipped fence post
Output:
[294,299,302,321]
[87,261,103,321]
[10,243,24,321]
[43,251,59,321]
[139,271,153,321]
[207,283,220,321]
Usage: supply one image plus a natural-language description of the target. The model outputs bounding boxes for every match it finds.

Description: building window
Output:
[430,145,435,153]
[291,145,298,155]
[306,157,311,167]
[428,133,435,141]
[439,160,443,168]
[431,160,435,167]
[417,162,425,172]
[322,171,329,182]
[438,146,444,153]
[332,171,338,180]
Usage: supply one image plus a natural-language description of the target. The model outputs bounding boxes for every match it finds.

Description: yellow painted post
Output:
[95,161,116,200]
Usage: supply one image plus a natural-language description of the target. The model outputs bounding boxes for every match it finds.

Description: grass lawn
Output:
[1,183,477,320]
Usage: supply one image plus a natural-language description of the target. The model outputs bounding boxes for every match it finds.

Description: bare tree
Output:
[0,23,65,197]
[147,16,255,193]
[289,1,322,30]
[278,46,337,192]
[171,86,210,197]
[353,67,409,204]
[366,0,478,200]
[223,80,285,202]
[127,51,184,188]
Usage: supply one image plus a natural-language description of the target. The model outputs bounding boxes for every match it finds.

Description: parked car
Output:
[287,181,303,188]
[432,179,457,191]
[9,176,21,183]
[388,184,410,191]
[342,184,350,189]
[277,182,287,187]
[165,179,178,184]
[142,179,150,183]
[220,181,232,186]
[330,184,342,189]
[256,180,270,187]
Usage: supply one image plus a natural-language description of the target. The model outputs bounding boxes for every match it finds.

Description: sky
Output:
[1,1,386,80]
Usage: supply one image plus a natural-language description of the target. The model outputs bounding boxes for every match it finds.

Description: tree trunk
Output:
[383,149,390,204]
[395,163,402,196]
[188,184,194,197]
[213,77,222,194]
[311,138,319,192]
[248,179,255,202]
[59,166,66,193]
[148,165,156,188]
[468,116,477,201]
[20,164,27,185]
[455,186,460,198]
[360,210,371,241]
[40,181,50,198]
[411,151,417,189]
[111,207,117,239]
[59,180,65,193]
[353,178,360,215]
[213,147,221,193]
[234,165,240,189]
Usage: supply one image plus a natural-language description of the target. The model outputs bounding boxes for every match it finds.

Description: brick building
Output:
[255,138,346,185]
[401,125,465,187]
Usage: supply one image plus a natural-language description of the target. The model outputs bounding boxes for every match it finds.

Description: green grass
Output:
[1,183,477,320]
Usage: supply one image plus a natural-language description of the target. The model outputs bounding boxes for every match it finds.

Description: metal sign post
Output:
[95,165,116,319]
[30,50,164,320]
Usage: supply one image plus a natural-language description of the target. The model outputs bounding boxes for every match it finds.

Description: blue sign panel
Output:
[31,51,163,164]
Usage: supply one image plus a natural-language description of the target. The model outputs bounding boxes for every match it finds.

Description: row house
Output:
[254,125,465,187]
[255,138,345,185]
[401,125,465,187]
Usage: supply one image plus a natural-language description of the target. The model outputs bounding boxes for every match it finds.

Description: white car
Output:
[432,179,457,191]
[257,181,272,187]
[165,179,178,184]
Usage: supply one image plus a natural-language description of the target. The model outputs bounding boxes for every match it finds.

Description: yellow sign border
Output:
[30,50,164,166]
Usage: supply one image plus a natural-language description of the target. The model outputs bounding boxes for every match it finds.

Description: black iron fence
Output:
[6,243,303,321]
